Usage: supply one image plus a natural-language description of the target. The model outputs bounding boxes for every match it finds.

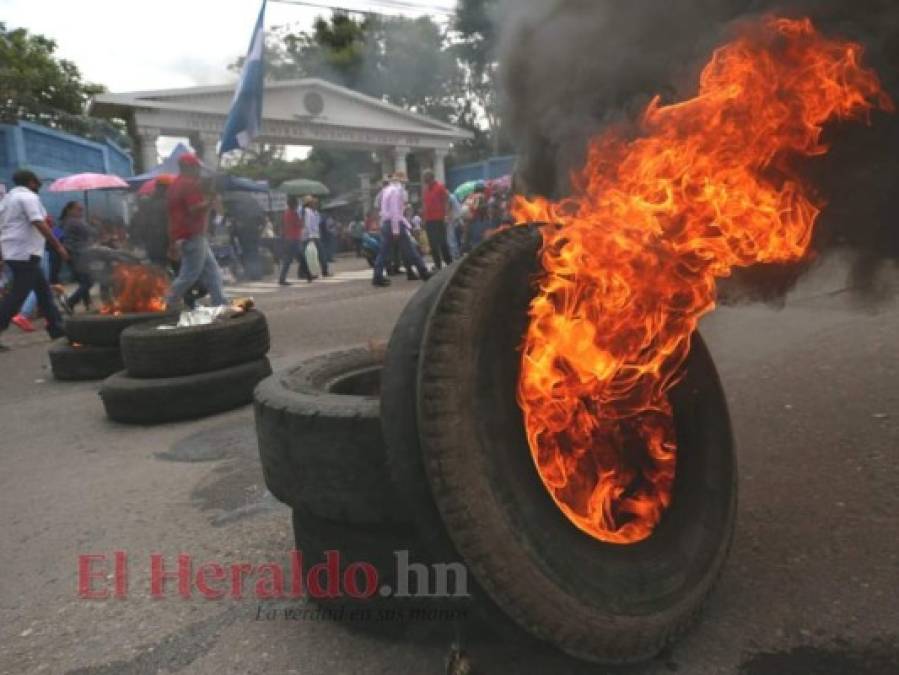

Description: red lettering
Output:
[289,550,304,598]
[307,551,341,599]
[78,554,109,599]
[230,563,254,599]
[254,563,285,599]
[343,562,378,599]
[150,554,192,598]
[195,562,226,600]
[114,551,128,599]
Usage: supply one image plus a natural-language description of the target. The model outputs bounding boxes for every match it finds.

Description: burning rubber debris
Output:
[100,264,168,315]
[514,17,893,544]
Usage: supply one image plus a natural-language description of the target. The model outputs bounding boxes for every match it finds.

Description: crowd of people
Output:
[0,154,516,351]
[362,169,514,287]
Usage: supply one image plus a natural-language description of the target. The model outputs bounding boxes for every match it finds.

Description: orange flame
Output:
[514,17,892,544]
[100,264,168,315]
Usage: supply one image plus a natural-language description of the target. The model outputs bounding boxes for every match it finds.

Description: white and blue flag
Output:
[220,0,267,156]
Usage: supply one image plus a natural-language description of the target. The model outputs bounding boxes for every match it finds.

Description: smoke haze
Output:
[498,0,899,301]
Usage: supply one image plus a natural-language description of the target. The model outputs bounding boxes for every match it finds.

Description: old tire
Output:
[64,310,179,348]
[382,266,530,642]
[48,341,123,381]
[381,268,463,558]
[120,310,270,378]
[413,225,738,664]
[254,348,403,525]
[100,357,272,425]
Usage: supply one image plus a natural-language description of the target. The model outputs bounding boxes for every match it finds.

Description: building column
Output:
[378,149,393,179]
[196,132,220,169]
[136,126,160,173]
[393,145,410,178]
[359,173,372,215]
[432,148,448,185]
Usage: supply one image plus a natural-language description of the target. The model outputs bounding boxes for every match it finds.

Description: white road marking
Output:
[225,269,374,293]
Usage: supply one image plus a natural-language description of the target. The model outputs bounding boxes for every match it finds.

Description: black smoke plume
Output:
[499,0,899,301]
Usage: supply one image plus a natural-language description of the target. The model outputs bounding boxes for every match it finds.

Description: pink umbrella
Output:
[47,173,130,220]
[48,173,129,192]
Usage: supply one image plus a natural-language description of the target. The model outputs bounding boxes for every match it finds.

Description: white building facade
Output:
[90,77,472,197]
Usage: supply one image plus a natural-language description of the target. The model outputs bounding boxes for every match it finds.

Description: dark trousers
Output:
[374,222,428,282]
[279,239,312,282]
[68,272,94,308]
[425,220,452,269]
[66,265,94,309]
[0,256,64,337]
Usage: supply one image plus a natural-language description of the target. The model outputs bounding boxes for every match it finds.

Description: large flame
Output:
[100,264,168,315]
[514,17,892,544]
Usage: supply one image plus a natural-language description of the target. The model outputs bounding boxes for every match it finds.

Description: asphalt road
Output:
[0,254,897,675]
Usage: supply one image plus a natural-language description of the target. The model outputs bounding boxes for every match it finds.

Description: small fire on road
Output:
[100,265,168,315]
[514,17,892,544]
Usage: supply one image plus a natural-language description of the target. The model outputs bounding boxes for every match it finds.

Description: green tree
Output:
[452,0,507,158]
[0,22,126,146]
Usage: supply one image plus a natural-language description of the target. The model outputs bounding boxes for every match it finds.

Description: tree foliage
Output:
[230,7,504,188]
[0,22,127,146]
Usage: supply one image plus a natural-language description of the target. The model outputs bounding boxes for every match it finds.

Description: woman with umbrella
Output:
[58,201,96,313]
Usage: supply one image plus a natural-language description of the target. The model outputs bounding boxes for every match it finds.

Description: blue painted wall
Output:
[446,155,516,191]
[0,121,134,222]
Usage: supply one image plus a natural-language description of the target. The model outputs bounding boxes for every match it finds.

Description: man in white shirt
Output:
[0,170,69,351]
[301,196,329,277]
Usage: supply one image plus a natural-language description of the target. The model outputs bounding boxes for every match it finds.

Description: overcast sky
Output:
[1,0,456,92]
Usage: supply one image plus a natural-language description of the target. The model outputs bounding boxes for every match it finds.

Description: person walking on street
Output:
[302,196,330,277]
[372,173,430,288]
[464,183,490,251]
[59,201,96,312]
[279,195,312,284]
[0,169,68,351]
[422,170,453,270]
[320,212,335,264]
[164,154,228,309]
[447,191,464,259]
[349,215,365,257]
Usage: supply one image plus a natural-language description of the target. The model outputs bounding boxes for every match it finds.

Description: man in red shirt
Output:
[278,195,313,285]
[164,154,227,308]
[421,170,452,269]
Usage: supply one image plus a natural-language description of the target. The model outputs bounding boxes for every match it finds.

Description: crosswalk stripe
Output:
[226,286,278,294]
[225,271,374,291]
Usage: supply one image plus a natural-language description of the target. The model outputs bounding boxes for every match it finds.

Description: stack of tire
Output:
[255,225,739,665]
[100,310,272,425]
[50,310,178,381]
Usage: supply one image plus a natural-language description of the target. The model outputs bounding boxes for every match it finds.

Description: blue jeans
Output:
[166,235,227,307]
[373,222,428,282]
[20,250,50,318]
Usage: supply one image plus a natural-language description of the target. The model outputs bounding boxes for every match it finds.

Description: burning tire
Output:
[48,341,124,381]
[254,348,404,525]
[64,310,179,348]
[386,225,737,664]
[100,358,272,425]
[120,310,270,378]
